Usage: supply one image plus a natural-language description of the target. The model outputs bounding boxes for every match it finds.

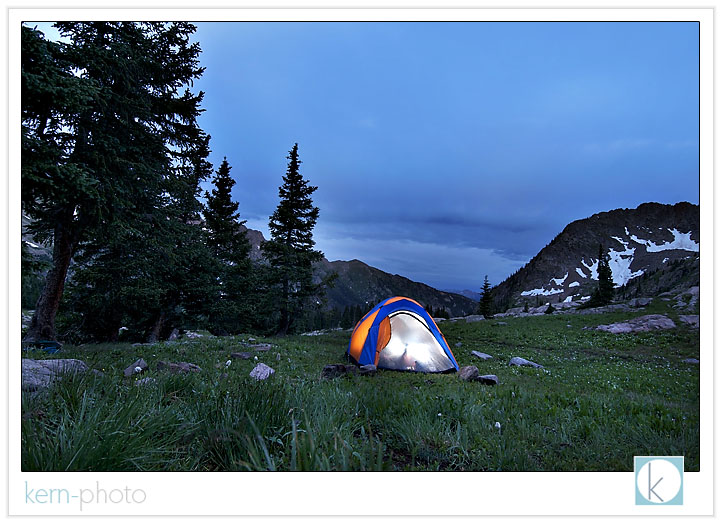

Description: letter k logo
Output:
[635,456,684,505]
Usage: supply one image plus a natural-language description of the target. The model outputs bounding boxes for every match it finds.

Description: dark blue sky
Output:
[34,21,700,291]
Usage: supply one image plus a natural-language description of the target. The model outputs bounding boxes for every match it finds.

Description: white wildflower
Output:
[437,413,442,417]
[494,422,501,430]
[225,360,232,367]
[134,366,142,373]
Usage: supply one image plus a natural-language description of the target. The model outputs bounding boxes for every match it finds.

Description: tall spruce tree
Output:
[261,144,325,335]
[22,22,210,343]
[202,157,254,334]
[586,244,615,308]
[478,275,494,318]
[597,244,615,305]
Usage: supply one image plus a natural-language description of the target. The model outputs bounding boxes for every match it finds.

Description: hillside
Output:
[493,202,700,310]
[240,226,478,317]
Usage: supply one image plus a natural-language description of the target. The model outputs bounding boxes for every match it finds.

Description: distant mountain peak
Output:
[493,202,700,309]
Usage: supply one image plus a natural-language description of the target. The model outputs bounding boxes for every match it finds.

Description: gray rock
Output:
[678,315,700,329]
[247,337,257,343]
[167,328,179,341]
[91,369,105,378]
[509,357,544,369]
[248,343,272,352]
[249,363,275,381]
[230,352,253,360]
[464,315,486,323]
[156,361,202,374]
[359,364,377,376]
[628,297,653,308]
[320,364,357,379]
[475,374,499,385]
[22,358,89,391]
[471,351,493,360]
[595,314,676,334]
[134,377,156,387]
[682,358,700,364]
[454,342,463,348]
[457,365,479,381]
[495,321,508,326]
[124,358,148,377]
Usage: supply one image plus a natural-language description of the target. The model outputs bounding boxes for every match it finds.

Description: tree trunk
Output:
[146,311,167,343]
[23,207,77,344]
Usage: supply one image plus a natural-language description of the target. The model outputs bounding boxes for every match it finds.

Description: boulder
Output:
[678,315,700,329]
[471,351,493,360]
[156,361,202,374]
[22,358,89,392]
[509,357,544,369]
[320,364,357,379]
[124,358,148,377]
[359,364,377,376]
[595,314,676,334]
[475,374,499,385]
[464,315,486,323]
[682,358,700,364]
[248,343,272,352]
[249,363,275,381]
[628,297,653,308]
[230,351,253,360]
[457,365,479,381]
[167,328,179,341]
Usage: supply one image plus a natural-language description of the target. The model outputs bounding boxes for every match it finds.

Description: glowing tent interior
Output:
[346,297,459,373]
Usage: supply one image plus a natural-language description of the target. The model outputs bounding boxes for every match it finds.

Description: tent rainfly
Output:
[347,297,459,372]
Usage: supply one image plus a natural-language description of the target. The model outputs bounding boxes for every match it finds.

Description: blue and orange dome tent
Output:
[347,297,459,373]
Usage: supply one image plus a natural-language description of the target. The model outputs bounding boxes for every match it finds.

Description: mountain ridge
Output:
[492,201,700,309]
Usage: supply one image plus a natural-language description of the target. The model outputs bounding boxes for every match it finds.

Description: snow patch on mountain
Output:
[521,287,564,297]
[569,281,580,287]
[550,273,568,286]
[580,259,599,280]
[576,267,587,279]
[607,239,644,286]
[630,228,699,253]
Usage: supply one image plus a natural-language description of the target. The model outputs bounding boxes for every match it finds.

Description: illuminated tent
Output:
[347,297,459,372]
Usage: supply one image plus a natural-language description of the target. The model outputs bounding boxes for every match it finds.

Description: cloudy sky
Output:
[32,21,700,291]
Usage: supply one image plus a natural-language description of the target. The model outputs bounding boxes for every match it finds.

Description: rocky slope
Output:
[492,202,700,310]
[240,226,477,317]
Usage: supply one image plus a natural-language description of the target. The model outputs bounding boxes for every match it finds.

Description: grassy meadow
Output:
[21,299,699,472]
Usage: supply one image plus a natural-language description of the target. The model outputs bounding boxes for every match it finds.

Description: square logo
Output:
[634,456,684,505]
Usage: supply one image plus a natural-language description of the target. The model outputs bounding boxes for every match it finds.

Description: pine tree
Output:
[478,275,493,318]
[22,22,210,343]
[584,244,615,308]
[597,244,615,304]
[202,157,255,334]
[204,158,249,261]
[261,143,326,335]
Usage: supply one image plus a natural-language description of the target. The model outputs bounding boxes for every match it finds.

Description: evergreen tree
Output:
[597,244,615,304]
[478,275,494,318]
[204,158,249,261]
[261,143,326,335]
[202,157,254,334]
[22,22,210,343]
[584,244,615,308]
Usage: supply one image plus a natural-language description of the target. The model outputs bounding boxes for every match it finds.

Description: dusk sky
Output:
[33,21,700,292]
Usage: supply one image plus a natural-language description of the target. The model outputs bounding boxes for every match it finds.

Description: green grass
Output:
[21,300,699,471]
